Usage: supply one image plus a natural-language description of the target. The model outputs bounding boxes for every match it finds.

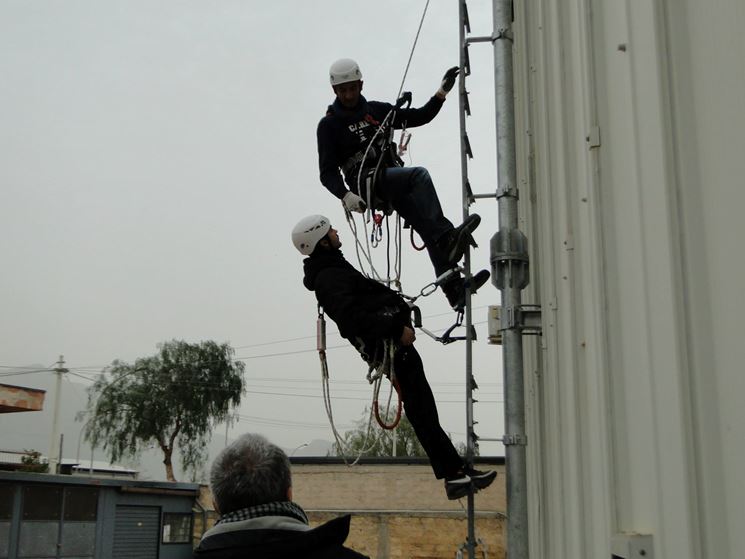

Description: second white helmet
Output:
[291,215,331,255]
[329,58,362,86]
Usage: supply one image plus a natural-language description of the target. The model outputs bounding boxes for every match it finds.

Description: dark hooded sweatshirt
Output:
[303,249,410,363]
[316,94,444,199]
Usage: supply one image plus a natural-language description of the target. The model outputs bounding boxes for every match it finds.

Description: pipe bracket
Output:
[502,434,527,446]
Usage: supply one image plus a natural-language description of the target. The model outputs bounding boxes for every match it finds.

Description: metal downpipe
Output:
[492,0,530,558]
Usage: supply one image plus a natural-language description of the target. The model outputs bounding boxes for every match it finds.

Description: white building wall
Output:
[510,1,745,558]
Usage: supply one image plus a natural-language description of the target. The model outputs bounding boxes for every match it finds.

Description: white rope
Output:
[320,350,377,466]
[396,0,432,99]
[394,213,403,288]
[344,208,382,281]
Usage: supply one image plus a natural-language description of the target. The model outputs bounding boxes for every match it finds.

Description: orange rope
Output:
[410,227,426,251]
[373,377,403,430]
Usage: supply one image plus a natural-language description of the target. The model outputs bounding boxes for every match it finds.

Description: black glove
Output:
[438,66,460,96]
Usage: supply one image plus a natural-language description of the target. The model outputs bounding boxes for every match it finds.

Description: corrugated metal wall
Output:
[112,506,161,559]
[511,0,745,557]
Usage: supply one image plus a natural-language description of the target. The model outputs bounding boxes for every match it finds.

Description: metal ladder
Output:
[457,1,537,558]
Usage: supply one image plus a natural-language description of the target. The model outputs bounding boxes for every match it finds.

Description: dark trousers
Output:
[394,345,463,479]
[378,166,454,277]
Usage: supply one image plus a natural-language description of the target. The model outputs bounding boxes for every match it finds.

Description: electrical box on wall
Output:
[611,533,653,559]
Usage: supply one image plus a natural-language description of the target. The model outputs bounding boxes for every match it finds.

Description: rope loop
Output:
[410,227,426,251]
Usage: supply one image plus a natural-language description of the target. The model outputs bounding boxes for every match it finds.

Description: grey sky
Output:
[1,0,505,472]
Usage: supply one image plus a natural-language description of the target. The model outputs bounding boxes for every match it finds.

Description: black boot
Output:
[443,467,497,500]
[441,269,490,311]
[437,214,481,267]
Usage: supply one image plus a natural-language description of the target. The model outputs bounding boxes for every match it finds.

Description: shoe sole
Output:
[446,484,472,500]
[467,270,490,294]
[445,216,481,265]
[449,271,490,311]
[445,475,496,499]
[470,471,497,491]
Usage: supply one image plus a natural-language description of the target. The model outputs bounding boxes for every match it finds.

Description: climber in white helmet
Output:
[291,214,497,501]
[317,58,489,311]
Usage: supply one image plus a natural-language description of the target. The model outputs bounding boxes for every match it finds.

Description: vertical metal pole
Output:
[492,0,530,558]
[49,355,67,474]
[458,1,477,558]
[57,433,64,474]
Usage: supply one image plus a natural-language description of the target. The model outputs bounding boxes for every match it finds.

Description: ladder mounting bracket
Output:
[488,304,542,345]
[502,434,527,446]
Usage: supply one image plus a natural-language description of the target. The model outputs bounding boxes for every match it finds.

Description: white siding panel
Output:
[512,0,745,557]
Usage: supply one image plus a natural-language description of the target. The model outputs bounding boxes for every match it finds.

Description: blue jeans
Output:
[378,166,454,276]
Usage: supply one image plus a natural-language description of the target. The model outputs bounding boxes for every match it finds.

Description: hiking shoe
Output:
[444,472,472,500]
[441,269,491,311]
[465,468,497,491]
[438,214,481,266]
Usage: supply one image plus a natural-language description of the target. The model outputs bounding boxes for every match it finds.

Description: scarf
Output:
[215,501,309,526]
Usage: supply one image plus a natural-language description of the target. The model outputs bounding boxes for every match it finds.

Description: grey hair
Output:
[210,433,292,514]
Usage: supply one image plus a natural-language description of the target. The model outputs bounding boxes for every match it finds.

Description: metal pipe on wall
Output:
[491,0,530,558]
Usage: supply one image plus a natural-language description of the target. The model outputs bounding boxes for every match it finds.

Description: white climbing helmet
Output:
[292,215,331,255]
[329,58,362,86]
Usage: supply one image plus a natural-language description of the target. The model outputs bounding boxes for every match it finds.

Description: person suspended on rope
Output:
[292,215,496,500]
[316,58,490,311]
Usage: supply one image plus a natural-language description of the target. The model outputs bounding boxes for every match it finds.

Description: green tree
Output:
[82,340,244,481]
[19,450,48,473]
[332,406,427,458]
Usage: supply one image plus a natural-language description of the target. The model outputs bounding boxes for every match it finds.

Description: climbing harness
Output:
[343,91,412,287]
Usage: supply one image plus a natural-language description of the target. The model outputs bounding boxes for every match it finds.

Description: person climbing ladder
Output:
[292,214,496,500]
[316,58,489,311]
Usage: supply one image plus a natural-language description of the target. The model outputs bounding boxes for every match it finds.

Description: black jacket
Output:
[303,249,410,362]
[317,94,444,199]
[194,514,368,559]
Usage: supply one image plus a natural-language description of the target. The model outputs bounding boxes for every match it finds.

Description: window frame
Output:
[160,512,192,545]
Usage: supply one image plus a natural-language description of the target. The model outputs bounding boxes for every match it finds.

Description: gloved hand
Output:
[343,191,367,213]
[437,66,459,97]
